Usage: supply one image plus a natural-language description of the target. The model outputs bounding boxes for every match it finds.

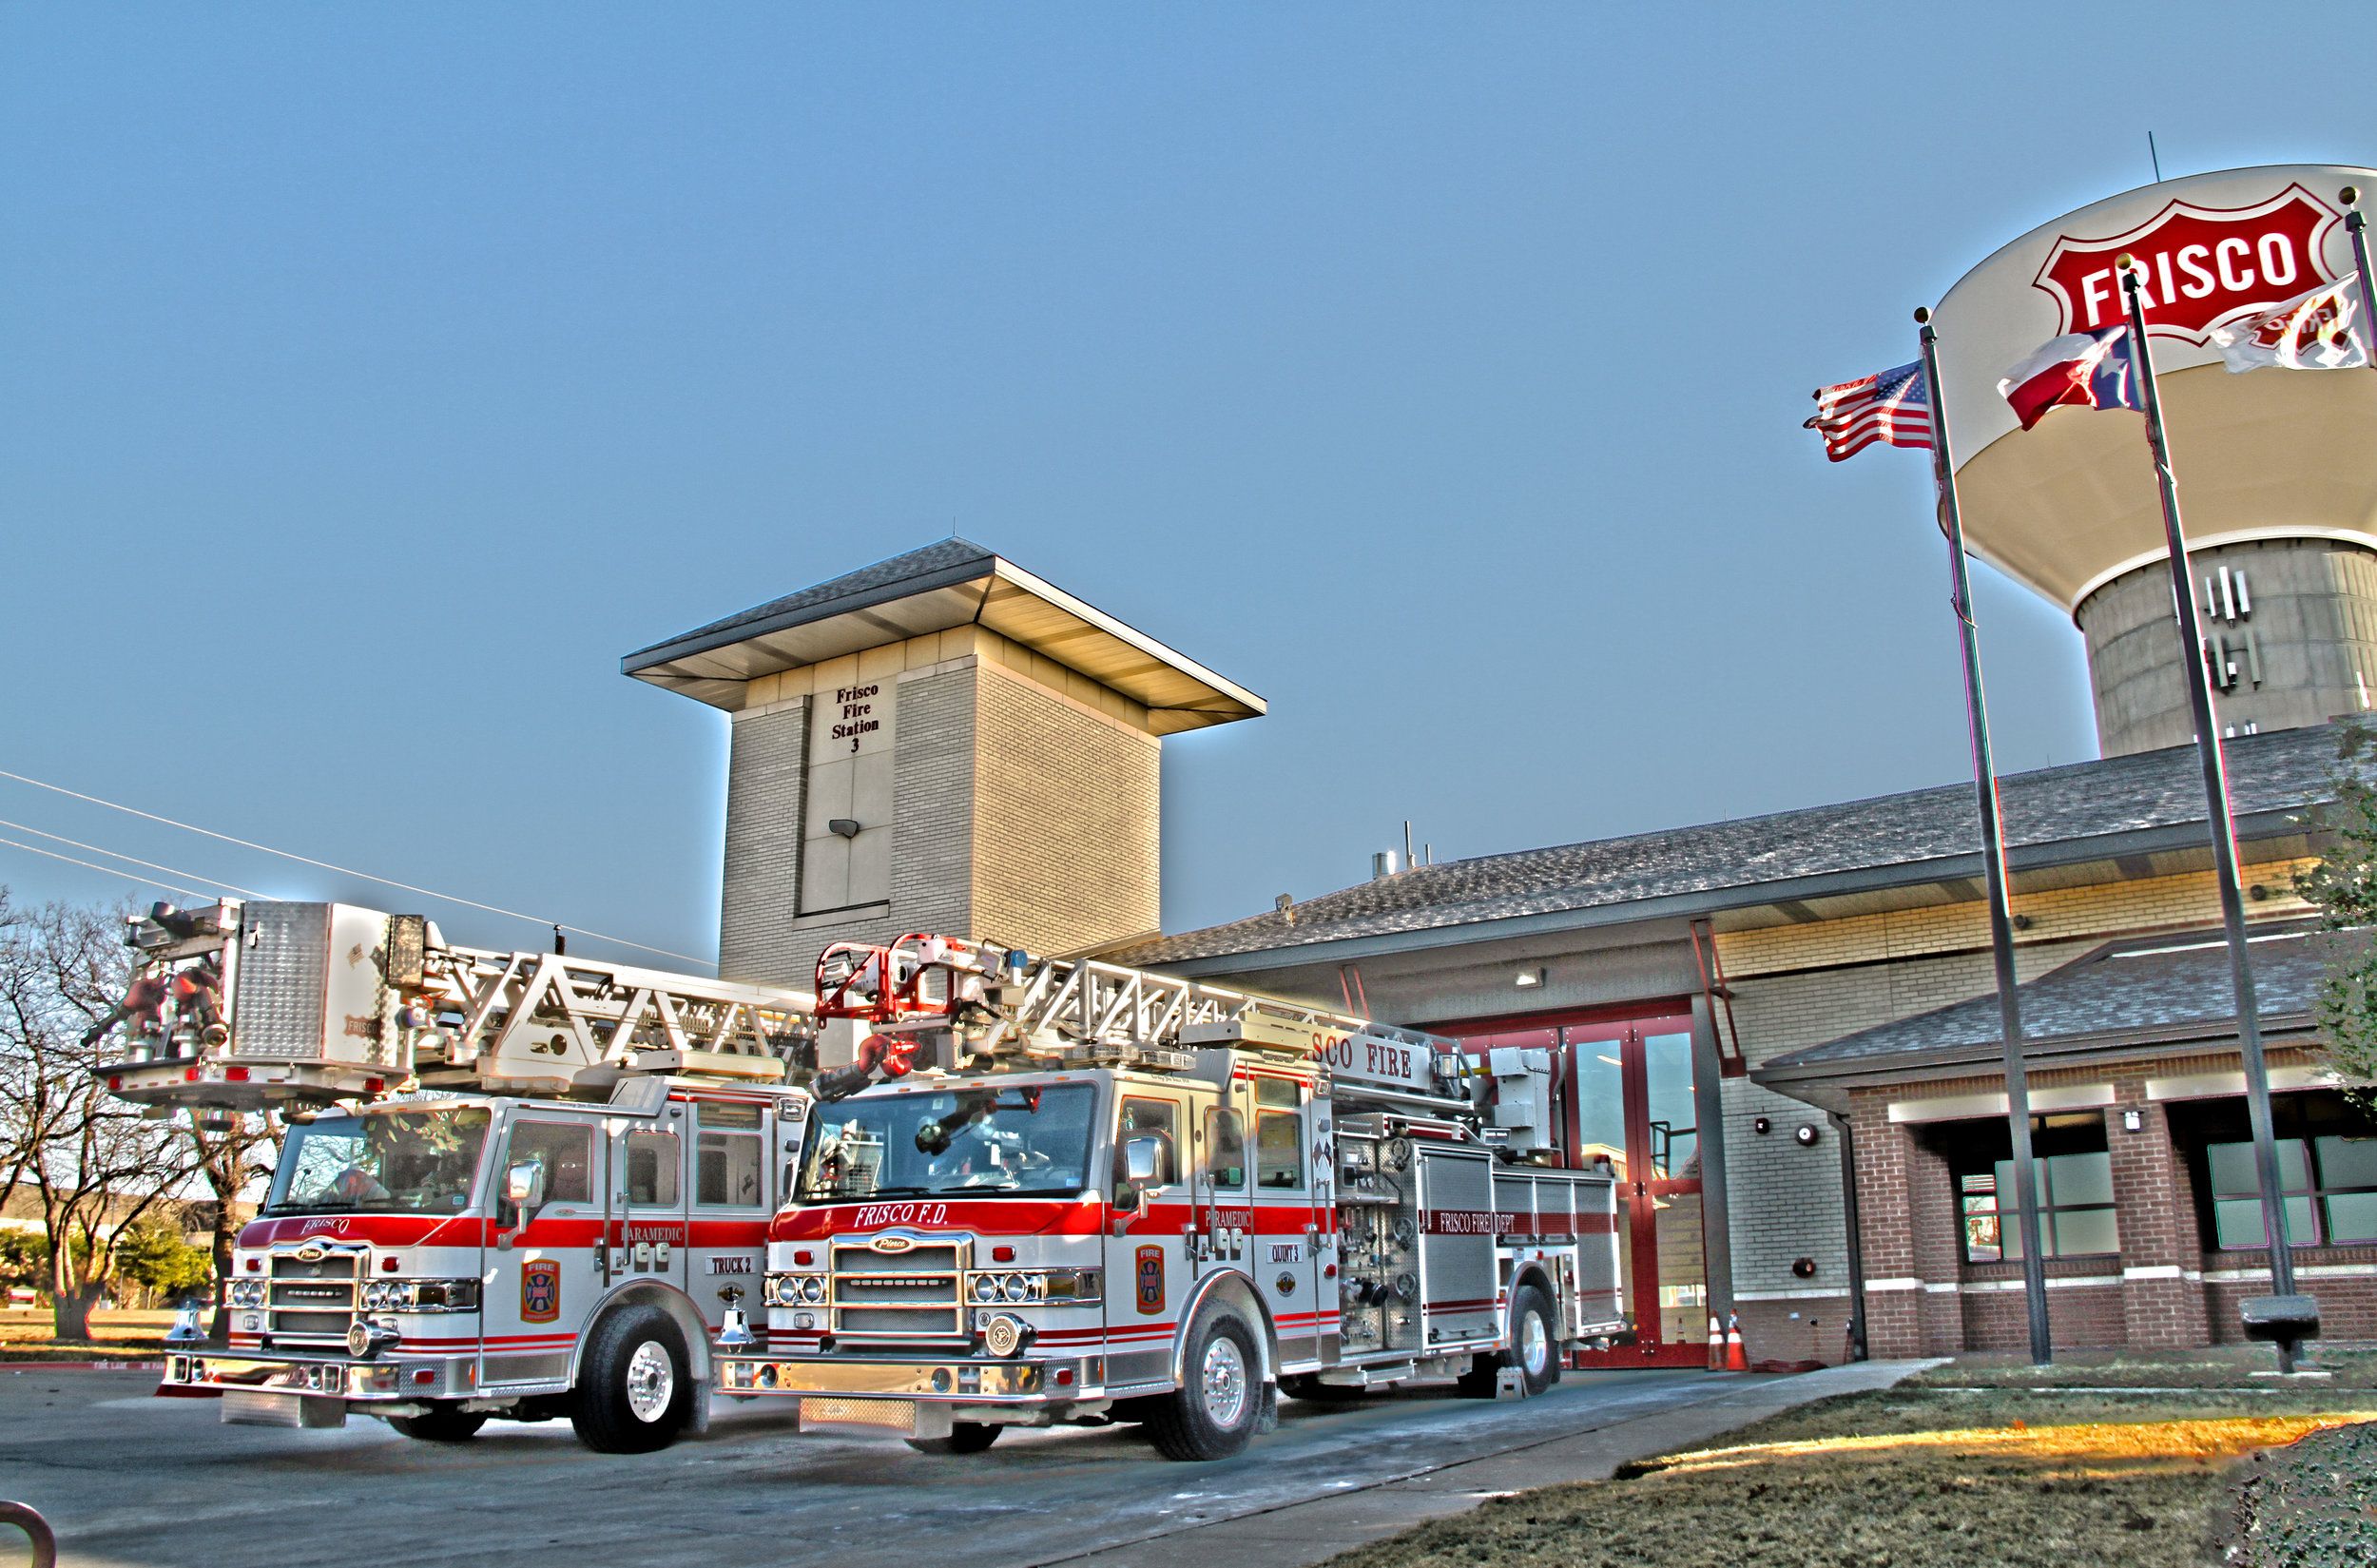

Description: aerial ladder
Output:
[94,899,817,1113]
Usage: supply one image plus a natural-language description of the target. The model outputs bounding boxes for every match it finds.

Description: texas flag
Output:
[1996,325,2141,431]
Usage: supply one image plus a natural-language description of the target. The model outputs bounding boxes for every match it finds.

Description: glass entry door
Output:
[1447,1012,1706,1365]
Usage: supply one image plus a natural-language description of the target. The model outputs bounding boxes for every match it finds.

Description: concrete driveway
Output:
[0,1360,1925,1568]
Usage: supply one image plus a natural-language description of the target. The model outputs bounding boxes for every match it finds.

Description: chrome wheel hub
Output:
[625,1340,675,1423]
[1521,1310,1550,1377]
[1201,1335,1248,1428]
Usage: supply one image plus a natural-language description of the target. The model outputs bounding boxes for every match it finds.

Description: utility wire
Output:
[0,817,265,899]
[0,835,219,903]
[0,765,715,969]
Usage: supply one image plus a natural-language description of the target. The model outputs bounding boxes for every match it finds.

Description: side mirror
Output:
[505,1160,547,1211]
[1122,1135,1162,1187]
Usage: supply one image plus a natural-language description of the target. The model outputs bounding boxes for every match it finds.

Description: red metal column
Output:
[1619,1026,1661,1343]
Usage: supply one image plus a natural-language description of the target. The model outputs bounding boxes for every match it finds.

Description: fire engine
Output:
[714,935,1624,1461]
[93,899,815,1452]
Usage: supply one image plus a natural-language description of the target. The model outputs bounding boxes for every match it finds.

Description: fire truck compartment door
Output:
[685,1097,770,1338]
[484,1110,603,1387]
[1104,1092,1188,1389]
[1417,1147,1498,1347]
[1248,1076,1323,1371]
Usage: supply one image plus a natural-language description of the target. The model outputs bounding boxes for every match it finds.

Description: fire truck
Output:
[93,899,815,1452]
[715,935,1624,1461]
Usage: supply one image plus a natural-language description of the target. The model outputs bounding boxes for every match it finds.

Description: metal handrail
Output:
[0,1500,55,1568]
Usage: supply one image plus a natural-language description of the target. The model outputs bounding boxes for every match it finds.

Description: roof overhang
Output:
[1144,809,2324,980]
[623,549,1265,733]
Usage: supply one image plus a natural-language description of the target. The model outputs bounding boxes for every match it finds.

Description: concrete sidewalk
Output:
[1041,1359,1945,1568]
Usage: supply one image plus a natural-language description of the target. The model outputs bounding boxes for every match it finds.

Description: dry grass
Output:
[1326,1388,2377,1568]
[0,1307,174,1357]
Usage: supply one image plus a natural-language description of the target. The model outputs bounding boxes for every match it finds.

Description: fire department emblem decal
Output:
[521,1259,561,1324]
[1134,1244,1165,1315]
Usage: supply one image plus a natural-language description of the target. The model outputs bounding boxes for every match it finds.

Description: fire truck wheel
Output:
[906,1422,1002,1455]
[387,1406,488,1442]
[1145,1312,1261,1462]
[1457,1281,1561,1398]
[570,1304,693,1454]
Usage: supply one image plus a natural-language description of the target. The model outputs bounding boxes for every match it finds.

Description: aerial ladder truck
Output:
[719,934,1624,1461]
[92,899,816,1451]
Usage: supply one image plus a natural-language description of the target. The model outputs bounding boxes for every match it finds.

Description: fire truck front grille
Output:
[830,1244,964,1340]
[267,1250,358,1343]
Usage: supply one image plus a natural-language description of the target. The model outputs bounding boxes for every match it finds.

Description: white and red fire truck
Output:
[94,899,814,1451]
[714,935,1625,1460]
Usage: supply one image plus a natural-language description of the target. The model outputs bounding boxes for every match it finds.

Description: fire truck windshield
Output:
[263,1106,493,1215]
[800,1083,1096,1201]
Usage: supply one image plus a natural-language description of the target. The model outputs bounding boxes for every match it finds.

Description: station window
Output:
[1207,1109,1246,1189]
[1931,1113,2119,1263]
[627,1130,680,1208]
[2171,1090,2377,1249]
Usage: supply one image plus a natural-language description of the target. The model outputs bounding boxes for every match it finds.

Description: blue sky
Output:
[3,5,2370,968]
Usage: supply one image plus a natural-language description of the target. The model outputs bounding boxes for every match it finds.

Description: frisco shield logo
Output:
[2033,184,2341,343]
[521,1259,561,1324]
[1134,1244,1165,1315]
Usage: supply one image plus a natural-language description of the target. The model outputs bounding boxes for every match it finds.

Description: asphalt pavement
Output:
[0,1358,1932,1568]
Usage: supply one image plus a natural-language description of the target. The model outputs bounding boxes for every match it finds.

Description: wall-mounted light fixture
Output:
[829,819,861,839]
[1514,968,1546,989]
[1791,1257,1818,1279]
[1753,1116,1771,1135]
[2121,1107,2144,1132]
[1794,1123,1821,1148]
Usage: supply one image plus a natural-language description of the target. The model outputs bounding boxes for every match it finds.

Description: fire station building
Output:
[634,164,2377,1366]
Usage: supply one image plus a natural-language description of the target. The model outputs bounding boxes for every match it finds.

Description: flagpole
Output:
[2116,258,2316,1372]
[1914,308,2053,1365]
[2343,185,2376,373]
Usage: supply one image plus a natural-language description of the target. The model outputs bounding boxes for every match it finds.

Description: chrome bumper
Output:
[716,1355,1081,1402]
[163,1352,477,1403]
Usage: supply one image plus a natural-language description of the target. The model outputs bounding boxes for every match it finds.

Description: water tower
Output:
[1929,165,2377,755]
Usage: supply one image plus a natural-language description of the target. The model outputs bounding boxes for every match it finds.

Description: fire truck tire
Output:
[1144,1312,1261,1462]
[387,1406,488,1442]
[906,1422,1002,1455]
[1457,1282,1560,1398]
[570,1304,693,1453]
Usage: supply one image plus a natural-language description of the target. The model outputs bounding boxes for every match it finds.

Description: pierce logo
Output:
[1134,1244,1165,1315]
[2033,184,2341,343]
[521,1259,560,1324]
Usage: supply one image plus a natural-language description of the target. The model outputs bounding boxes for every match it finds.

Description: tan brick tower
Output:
[623,539,1264,989]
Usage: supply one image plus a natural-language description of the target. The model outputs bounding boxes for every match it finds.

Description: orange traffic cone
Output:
[1723,1314,1749,1372]
[1707,1317,1724,1370]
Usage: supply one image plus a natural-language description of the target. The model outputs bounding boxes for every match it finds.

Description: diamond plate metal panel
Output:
[230,902,329,1061]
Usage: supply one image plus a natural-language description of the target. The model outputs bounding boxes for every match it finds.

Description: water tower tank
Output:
[1929,165,2377,756]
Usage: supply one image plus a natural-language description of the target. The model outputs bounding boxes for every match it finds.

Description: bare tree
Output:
[0,891,202,1341]
[186,1113,279,1342]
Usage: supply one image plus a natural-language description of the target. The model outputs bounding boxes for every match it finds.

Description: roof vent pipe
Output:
[1372,851,1401,881]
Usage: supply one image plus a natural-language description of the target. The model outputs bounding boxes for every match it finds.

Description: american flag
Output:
[1805,360,1934,461]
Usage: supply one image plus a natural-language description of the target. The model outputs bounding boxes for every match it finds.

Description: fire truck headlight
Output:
[362,1283,390,1310]
[800,1274,825,1305]
[1000,1273,1029,1304]
[972,1274,999,1304]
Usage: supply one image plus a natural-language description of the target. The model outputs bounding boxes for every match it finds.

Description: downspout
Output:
[1828,1108,1868,1363]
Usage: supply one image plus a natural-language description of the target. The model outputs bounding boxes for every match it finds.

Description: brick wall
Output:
[972,660,1160,957]
[719,701,808,987]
